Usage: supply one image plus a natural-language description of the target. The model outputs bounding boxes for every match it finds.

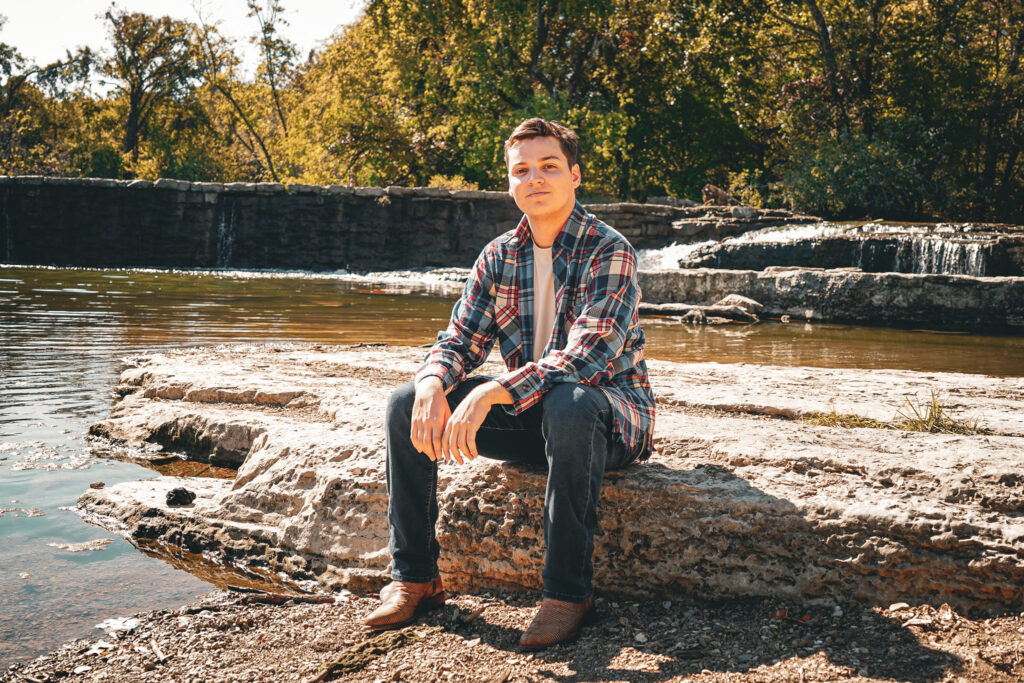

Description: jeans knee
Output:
[541,383,607,431]
[386,381,417,424]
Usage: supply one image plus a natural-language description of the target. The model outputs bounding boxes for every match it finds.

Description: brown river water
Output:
[1,264,1022,667]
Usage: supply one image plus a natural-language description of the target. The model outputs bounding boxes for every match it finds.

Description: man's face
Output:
[506,136,581,222]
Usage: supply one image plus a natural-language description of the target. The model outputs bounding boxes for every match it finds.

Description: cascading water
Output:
[216,198,236,268]
[666,220,1017,276]
[637,240,716,269]
[904,237,987,276]
[2,188,11,263]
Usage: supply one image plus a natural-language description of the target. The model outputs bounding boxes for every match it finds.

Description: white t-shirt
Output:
[532,243,556,362]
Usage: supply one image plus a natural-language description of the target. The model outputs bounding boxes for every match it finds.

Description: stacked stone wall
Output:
[0,176,709,270]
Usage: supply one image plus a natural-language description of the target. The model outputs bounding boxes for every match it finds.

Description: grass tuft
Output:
[803,408,889,429]
[803,391,991,435]
[893,391,992,435]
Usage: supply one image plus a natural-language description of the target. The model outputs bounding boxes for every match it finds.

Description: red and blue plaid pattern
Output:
[416,201,656,460]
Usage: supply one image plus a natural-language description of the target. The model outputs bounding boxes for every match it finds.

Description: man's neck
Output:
[527,198,576,248]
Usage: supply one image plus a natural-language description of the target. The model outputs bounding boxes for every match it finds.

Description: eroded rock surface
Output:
[81,343,1024,612]
[640,267,1024,330]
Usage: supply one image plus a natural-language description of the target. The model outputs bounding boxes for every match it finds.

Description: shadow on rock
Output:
[442,461,967,682]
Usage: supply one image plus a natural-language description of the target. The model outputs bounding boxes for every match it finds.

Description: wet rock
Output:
[713,294,764,313]
[166,488,196,507]
[48,538,114,552]
[0,507,44,518]
[641,267,1024,331]
[637,301,759,324]
[79,344,1024,613]
[731,206,758,219]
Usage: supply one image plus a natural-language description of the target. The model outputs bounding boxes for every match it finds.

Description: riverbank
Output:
[79,343,1024,606]
[5,585,1024,682]
[7,341,1023,681]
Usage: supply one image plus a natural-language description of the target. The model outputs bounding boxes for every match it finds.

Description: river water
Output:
[2,263,1023,667]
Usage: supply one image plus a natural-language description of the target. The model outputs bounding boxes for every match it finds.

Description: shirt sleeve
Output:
[494,239,639,413]
[414,250,499,391]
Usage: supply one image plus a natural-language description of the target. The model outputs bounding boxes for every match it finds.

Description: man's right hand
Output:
[410,376,451,461]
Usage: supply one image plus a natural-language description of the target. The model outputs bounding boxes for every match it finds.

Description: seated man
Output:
[366,117,656,650]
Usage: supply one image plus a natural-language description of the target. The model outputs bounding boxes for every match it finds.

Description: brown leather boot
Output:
[363,577,447,631]
[519,595,596,650]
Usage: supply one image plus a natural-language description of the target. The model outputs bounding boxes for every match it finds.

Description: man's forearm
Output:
[477,380,513,405]
[415,376,511,406]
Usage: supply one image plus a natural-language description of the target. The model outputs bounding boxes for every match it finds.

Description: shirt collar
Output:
[514,201,588,255]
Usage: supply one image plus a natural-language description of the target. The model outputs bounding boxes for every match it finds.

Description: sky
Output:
[1,1,367,76]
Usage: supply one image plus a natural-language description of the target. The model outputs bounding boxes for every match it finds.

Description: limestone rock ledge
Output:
[81,343,1024,613]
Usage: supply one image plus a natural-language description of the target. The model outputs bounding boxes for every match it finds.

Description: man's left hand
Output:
[441,381,511,464]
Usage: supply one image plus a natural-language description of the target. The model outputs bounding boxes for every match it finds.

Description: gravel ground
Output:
[5,587,1023,683]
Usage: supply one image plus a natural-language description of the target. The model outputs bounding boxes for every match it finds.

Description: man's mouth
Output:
[527,191,550,198]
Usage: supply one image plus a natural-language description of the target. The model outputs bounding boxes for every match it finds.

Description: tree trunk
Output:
[802,0,851,133]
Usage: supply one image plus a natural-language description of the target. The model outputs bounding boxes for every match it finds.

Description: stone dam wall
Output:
[0,176,796,271]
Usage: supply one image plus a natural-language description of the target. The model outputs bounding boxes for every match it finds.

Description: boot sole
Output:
[366,590,448,631]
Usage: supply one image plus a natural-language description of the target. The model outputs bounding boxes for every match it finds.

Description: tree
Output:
[192,11,281,181]
[247,1,297,136]
[100,7,202,163]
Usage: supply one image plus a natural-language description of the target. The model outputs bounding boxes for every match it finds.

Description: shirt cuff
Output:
[415,363,457,392]
[494,363,547,414]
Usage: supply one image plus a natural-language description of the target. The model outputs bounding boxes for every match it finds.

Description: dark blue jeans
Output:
[385,376,636,602]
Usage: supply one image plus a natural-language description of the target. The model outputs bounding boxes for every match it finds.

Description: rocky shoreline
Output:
[344,267,1024,331]
[7,342,1024,681]
[6,584,1024,682]
[79,344,1024,609]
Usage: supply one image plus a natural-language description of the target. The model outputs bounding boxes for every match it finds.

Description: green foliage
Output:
[0,0,1021,222]
[427,174,479,191]
[99,9,204,164]
[780,121,928,218]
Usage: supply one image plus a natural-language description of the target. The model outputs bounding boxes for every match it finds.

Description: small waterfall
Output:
[903,237,986,276]
[216,198,236,268]
[966,242,986,276]
[637,240,716,269]
[2,188,11,263]
[645,219,1006,276]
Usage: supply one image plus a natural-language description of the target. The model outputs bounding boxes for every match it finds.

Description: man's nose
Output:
[527,167,544,183]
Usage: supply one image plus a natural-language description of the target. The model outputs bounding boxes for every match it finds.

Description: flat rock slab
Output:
[640,267,1024,331]
[80,343,1024,613]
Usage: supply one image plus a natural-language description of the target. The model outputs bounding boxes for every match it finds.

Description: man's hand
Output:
[410,376,451,461]
[442,381,512,464]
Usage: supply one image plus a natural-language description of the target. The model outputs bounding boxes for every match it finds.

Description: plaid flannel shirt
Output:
[415,201,656,460]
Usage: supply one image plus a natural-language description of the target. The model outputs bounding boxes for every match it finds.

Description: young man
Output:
[366,118,656,650]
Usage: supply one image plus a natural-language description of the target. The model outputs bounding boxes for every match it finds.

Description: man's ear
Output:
[571,163,581,189]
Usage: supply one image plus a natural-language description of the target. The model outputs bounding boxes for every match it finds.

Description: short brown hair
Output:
[503,118,579,169]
